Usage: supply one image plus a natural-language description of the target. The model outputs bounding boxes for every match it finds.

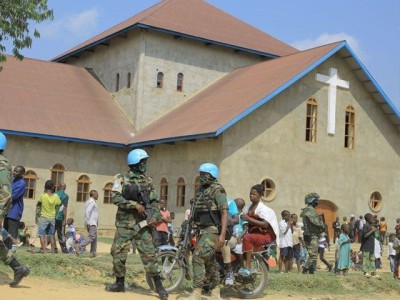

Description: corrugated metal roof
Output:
[127,41,400,147]
[0,56,134,146]
[52,0,298,62]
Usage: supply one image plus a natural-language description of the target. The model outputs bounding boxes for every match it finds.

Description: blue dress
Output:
[337,233,351,270]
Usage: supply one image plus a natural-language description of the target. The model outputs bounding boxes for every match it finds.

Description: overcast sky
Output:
[4,0,400,110]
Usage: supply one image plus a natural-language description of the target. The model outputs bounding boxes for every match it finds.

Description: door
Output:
[316,200,337,243]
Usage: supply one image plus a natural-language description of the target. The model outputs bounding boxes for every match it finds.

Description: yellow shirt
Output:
[38,193,61,218]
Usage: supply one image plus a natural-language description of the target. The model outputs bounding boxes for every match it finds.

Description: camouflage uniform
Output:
[0,154,12,219]
[110,170,162,278]
[300,205,325,273]
[192,182,228,289]
[0,153,13,263]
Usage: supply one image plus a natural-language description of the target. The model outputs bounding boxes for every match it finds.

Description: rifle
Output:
[319,213,330,250]
[179,198,196,253]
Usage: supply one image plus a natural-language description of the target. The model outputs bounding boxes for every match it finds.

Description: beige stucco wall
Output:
[5,136,130,230]
[66,29,265,131]
[218,54,400,229]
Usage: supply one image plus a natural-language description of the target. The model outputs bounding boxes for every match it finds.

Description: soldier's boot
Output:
[210,285,221,300]
[153,274,168,299]
[187,288,202,300]
[302,266,309,274]
[309,266,315,274]
[9,258,30,287]
[105,276,125,292]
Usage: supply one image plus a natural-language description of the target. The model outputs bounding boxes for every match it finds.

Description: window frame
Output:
[51,163,65,192]
[369,191,382,212]
[344,105,355,149]
[305,97,318,143]
[24,170,38,199]
[177,72,184,92]
[261,178,276,201]
[76,174,91,202]
[160,177,169,201]
[103,182,113,204]
[157,72,164,88]
[176,177,186,207]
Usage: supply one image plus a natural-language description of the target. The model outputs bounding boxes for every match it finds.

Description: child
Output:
[291,213,303,273]
[232,198,248,270]
[65,217,76,253]
[393,232,400,279]
[337,224,351,275]
[388,233,396,276]
[318,232,333,272]
[374,237,382,269]
[75,234,86,255]
[18,222,30,246]
[278,210,293,273]
[361,213,381,279]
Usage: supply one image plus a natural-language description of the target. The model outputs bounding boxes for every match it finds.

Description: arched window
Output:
[24,170,38,199]
[177,73,184,92]
[51,163,65,192]
[261,178,276,201]
[193,175,201,198]
[76,175,90,202]
[157,72,164,88]
[127,72,131,89]
[116,73,120,92]
[369,191,382,212]
[176,177,186,207]
[305,98,318,142]
[344,106,355,149]
[160,177,168,201]
[103,182,113,204]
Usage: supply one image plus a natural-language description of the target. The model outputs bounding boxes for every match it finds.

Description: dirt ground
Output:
[0,241,398,300]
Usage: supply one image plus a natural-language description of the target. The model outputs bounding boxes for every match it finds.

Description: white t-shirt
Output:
[279,219,293,248]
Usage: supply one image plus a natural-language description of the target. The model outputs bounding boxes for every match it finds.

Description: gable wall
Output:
[64,30,265,131]
[219,54,400,229]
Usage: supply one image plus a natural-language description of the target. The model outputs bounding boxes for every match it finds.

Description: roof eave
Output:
[1,129,127,148]
[53,23,281,63]
[128,132,218,148]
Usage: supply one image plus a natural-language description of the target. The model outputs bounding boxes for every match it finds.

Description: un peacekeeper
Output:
[190,163,228,300]
[105,148,168,300]
[300,192,325,274]
[0,132,30,287]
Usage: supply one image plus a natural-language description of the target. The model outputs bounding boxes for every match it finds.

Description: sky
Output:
[4,0,400,111]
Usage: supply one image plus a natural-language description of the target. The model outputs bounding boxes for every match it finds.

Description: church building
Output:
[1,0,399,237]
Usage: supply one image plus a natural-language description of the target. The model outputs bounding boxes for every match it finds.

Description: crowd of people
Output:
[1,131,400,299]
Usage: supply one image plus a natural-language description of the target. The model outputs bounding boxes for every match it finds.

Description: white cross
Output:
[316,68,349,135]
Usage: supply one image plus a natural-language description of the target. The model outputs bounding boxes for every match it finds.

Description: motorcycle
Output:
[146,239,274,298]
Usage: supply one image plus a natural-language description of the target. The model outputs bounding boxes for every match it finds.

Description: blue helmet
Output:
[127,149,148,165]
[199,163,219,179]
[0,132,6,150]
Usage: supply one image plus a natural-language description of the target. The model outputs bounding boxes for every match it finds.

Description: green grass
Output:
[1,248,399,297]
[97,236,114,244]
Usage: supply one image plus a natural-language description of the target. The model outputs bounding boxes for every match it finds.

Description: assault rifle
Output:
[179,198,196,254]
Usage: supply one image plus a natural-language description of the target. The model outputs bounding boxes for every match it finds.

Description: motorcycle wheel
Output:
[146,250,186,293]
[235,254,268,298]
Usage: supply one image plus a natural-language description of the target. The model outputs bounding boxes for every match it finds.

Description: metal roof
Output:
[52,0,298,62]
[0,56,134,147]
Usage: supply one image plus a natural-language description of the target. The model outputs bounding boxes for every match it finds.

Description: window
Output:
[160,177,168,201]
[193,175,201,198]
[177,73,184,92]
[305,98,318,142]
[157,72,164,88]
[127,72,131,89]
[76,175,90,202]
[261,178,276,201]
[103,182,113,204]
[24,170,38,199]
[176,177,186,207]
[344,106,355,149]
[369,191,382,212]
[116,73,120,92]
[51,163,65,191]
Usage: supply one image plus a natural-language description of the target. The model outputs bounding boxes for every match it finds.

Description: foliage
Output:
[0,0,53,63]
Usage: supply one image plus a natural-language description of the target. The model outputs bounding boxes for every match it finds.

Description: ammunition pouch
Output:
[122,184,139,201]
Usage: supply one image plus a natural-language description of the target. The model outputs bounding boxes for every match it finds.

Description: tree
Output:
[0,0,53,63]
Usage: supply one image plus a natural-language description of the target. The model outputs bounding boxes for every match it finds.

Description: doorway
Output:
[316,200,338,242]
